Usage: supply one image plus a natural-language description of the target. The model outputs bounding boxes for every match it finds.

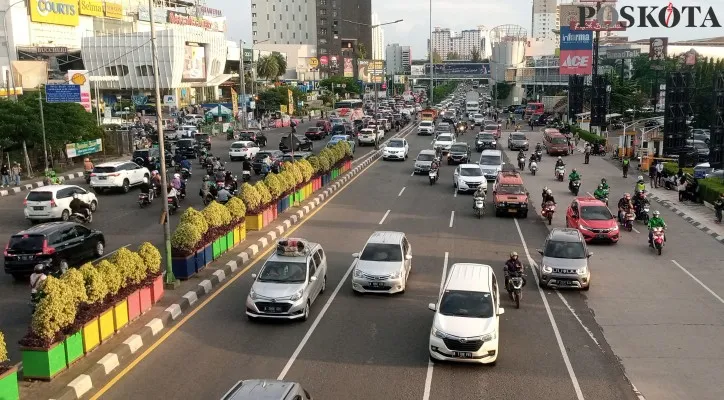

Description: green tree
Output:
[272,53,288,79]
[319,76,363,96]
[256,55,279,81]
[470,47,482,62]
[494,82,512,101]
[447,52,460,60]
[356,43,368,59]
[432,50,442,63]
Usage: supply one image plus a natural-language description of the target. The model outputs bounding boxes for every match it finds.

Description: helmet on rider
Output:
[34,264,45,273]
[624,193,631,199]
[652,210,661,217]
[173,173,180,179]
[601,178,607,184]
[597,184,603,189]
[152,170,158,176]
[572,168,577,173]
[546,189,552,195]
[72,193,79,199]
[203,175,210,182]
[637,175,643,181]
[557,156,562,160]
[510,251,518,259]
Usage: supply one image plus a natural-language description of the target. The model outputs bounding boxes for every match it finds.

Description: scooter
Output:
[70,209,92,224]
[242,170,251,182]
[555,166,565,182]
[167,196,178,215]
[138,191,153,208]
[650,227,665,255]
[429,168,438,185]
[474,196,485,218]
[518,156,526,171]
[623,211,635,232]
[542,202,556,225]
[569,179,581,196]
[535,149,543,162]
[180,168,191,180]
[507,273,525,309]
[529,161,538,176]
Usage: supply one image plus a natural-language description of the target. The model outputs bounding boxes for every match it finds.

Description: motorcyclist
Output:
[430,157,440,172]
[150,170,162,186]
[568,168,581,190]
[171,173,182,191]
[261,155,273,175]
[180,156,192,173]
[600,178,609,191]
[473,185,486,208]
[139,177,153,200]
[83,157,94,173]
[528,152,537,168]
[216,185,231,204]
[634,175,646,194]
[504,251,525,290]
[517,149,525,161]
[200,175,217,197]
[647,210,666,246]
[242,158,252,172]
[535,142,543,153]
[30,263,48,297]
[554,156,565,173]
[69,193,91,221]
[213,157,223,171]
[618,193,634,223]
[542,188,555,209]
[173,152,183,166]
[593,184,607,202]
[167,184,179,209]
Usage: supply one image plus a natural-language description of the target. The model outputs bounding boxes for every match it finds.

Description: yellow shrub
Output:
[239,182,262,212]
[112,247,147,286]
[202,201,232,227]
[97,260,122,295]
[79,262,108,304]
[264,173,283,199]
[287,162,304,185]
[279,170,295,191]
[255,181,272,205]
[138,242,162,275]
[31,277,77,341]
[307,155,321,173]
[298,159,314,182]
[171,221,203,251]
[225,197,247,221]
[179,207,208,234]
[60,268,88,306]
[0,331,8,363]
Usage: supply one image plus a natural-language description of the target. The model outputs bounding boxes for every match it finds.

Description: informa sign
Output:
[79,0,104,17]
[66,139,102,158]
[182,45,206,81]
[343,58,353,77]
[46,84,81,103]
[649,38,668,61]
[606,49,640,60]
[68,70,92,112]
[104,2,123,19]
[29,0,80,27]
[559,26,593,75]
[231,88,239,118]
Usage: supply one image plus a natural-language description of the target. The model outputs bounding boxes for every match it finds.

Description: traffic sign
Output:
[46,84,81,103]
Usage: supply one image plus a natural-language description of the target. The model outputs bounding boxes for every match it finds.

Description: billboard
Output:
[68,70,92,112]
[29,0,79,27]
[411,65,424,76]
[343,58,353,77]
[649,38,668,61]
[79,0,104,17]
[559,26,593,75]
[46,85,81,103]
[182,44,206,81]
[606,48,640,59]
[357,60,384,83]
[423,63,490,75]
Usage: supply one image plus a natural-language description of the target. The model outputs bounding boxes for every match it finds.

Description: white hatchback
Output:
[229,140,260,161]
[24,185,98,223]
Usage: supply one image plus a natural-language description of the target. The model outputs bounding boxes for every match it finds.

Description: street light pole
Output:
[239,39,247,129]
[429,0,434,105]
[148,0,176,287]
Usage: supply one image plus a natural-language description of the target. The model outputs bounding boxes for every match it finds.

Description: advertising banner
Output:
[411,65,424,76]
[319,56,329,66]
[182,45,206,81]
[288,89,294,115]
[242,48,253,63]
[423,63,490,76]
[231,88,239,118]
[46,85,81,103]
[104,2,123,19]
[66,139,102,158]
[79,0,103,17]
[138,5,166,22]
[68,70,92,112]
[343,58,353,77]
[357,60,371,82]
[559,26,593,75]
[308,57,319,69]
[330,56,339,69]
[605,48,640,59]
[30,0,80,27]
[649,38,668,61]
[167,11,225,32]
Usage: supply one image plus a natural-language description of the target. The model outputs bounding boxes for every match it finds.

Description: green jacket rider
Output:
[600,178,609,191]
[568,170,581,181]
[593,185,607,200]
[647,214,666,229]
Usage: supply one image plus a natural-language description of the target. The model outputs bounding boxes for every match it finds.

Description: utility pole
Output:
[429,0,434,105]
[239,39,247,129]
[148,0,176,288]
[38,92,48,172]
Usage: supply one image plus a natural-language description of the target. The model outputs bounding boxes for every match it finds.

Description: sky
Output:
[209,0,723,57]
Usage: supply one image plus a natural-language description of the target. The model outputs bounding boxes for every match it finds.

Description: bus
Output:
[335,99,363,110]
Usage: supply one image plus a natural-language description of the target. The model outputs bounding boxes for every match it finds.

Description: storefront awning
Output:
[188,74,233,88]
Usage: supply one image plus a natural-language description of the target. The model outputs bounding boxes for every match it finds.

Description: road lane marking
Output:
[513,219,585,400]
[89,138,387,400]
[554,291,602,350]
[379,210,391,225]
[449,211,455,228]
[423,251,449,400]
[277,260,355,380]
[398,187,406,197]
[671,260,724,304]
[93,244,131,262]
[632,227,640,233]
[411,171,415,176]
[453,187,457,197]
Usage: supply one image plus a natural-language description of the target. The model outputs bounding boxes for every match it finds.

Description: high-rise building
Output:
[251,0,316,45]
[431,27,452,60]
[371,13,384,60]
[532,0,558,42]
[385,43,411,75]
[431,27,487,60]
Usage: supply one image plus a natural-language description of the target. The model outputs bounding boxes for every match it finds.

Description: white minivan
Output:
[428,263,504,364]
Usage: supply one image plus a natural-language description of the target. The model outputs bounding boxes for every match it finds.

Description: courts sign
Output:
[30,0,79,27]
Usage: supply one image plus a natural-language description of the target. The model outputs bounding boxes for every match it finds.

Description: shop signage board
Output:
[138,5,166,22]
[37,47,68,54]
[605,49,640,59]
[29,0,80,26]
[46,84,81,103]
[105,2,123,19]
[66,139,103,158]
[79,0,104,17]
[68,70,92,112]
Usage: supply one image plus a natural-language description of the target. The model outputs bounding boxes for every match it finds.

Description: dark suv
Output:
[448,143,471,165]
[4,222,105,279]
[133,148,174,169]
[175,139,197,159]
[279,135,313,152]
[252,150,284,174]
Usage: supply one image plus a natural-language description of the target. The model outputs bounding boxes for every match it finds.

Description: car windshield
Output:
[436,135,452,142]
[257,261,307,283]
[132,151,149,158]
[388,140,404,148]
[477,134,494,141]
[581,205,613,220]
[690,142,708,150]
[177,140,194,148]
[474,114,483,118]
[231,143,249,149]
[497,184,525,194]
[460,167,482,177]
[420,121,432,126]
[26,191,53,201]
[545,240,586,259]
[360,243,402,262]
[93,166,117,173]
[479,155,501,165]
[9,235,45,252]
[450,144,467,152]
[439,290,494,318]
[254,153,270,160]
[307,127,320,132]
[551,137,567,144]
[417,153,435,162]
[511,134,527,140]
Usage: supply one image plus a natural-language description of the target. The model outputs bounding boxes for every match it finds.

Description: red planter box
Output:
[139,286,152,313]
[127,290,141,321]
[151,275,164,304]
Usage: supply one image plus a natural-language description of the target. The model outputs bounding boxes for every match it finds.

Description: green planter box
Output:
[64,331,84,366]
[21,341,67,380]
[212,238,221,260]
[225,231,235,249]
[219,233,228,254]
[0,365,19,400]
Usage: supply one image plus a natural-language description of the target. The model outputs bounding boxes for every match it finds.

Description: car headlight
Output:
[289,288,304,301]
[390,269,404,279]
[480,331,497,341]
[249,288,260,300]
[491,141,496,144]
[542,265,553,273]
[354,268,363,278]
[579,224,593,231]
[611,225,619,231]
[576,267,587,275]
[432,327,448,339]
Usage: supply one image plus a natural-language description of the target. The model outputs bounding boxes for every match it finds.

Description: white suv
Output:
[90,161,150,194]
[24,185,98,223]
[351,231,412,294]
[229,140,260,161]
[418,121,434,135]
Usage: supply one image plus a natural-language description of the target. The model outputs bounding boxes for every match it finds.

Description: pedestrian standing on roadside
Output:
[648,162,657,188]
[655,161,664,187]
[11,162,22,186]
[505,119,509,130]
[1,163,10,187]
[622,157,630,178]
[677,176,687,202]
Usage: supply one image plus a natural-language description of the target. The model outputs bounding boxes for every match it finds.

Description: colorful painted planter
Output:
[194,249,206,270]
[139,286,152,313]
[246,212,263,231]
[262,206,275,226]
[277,195,291,213]
[220,233,229,254]
[151,274,164,303]
[234,222,246,244]
[171,253,196,280]
[82,317,100,353]
[98,308,115,342]
[225,230,235,249]
[127,289,141,321]
[113,299,129,331]
[322,173,331,186]
[313,176,321,191]
[0,364,19,400]
[64,331,84,366]
[21,341,67,380]
[212,238,221,260]
[201,243,213,271]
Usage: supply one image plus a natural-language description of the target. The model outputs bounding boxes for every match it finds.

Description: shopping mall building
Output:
[0,0,230,109]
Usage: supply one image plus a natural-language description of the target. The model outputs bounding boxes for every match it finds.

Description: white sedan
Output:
[453,164,488,193]
[383,138,409,160]
[433,133,455,152]
[228,141,260,161]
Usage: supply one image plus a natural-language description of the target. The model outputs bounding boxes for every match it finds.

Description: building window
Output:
[105,65,129,76]
[306,32,308,39]
[305,14,307,21]
[280,14,282,20]
[280,32,283,38]
[319,48,328,54]
[332,0,336,8]
[272,4,275,10]
[320,0,326,5]
[135,65,154,76]
[268,32,271,38]
[319,8,326,16]
[287,23,289,29]
[320,28,327,35]
[319,38,327,44]
[252,13,256,18]
[253,30,257,36]
[273,23,276,29]
[286,5,288,11]
[320,18,327,25]
[252,22,256,27]
[267,14,269,20]
[332,10,337,17]
[292,14,295,21]
[293,32,296,38]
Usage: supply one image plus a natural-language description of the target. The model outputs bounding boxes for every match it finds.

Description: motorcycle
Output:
[70,209,92,224]
[569,179,581,196]
[180,168,191,180]
[518,156,526,171]
[535,149,542,162]
[138,192,153,208]
[650,227,665,255]
[591,143,606,156]
[623,211,635,232]
[542,201,556,225]
[555,166,565,182]
[200,188,215,206]
[507,273,525,309]
[242,170,251,182]
[429,168,438,185]
[167,196,178,215]
[84,170,92,184]
[636,203,650,224]
[474,196,485,218]
[529,161,538,176]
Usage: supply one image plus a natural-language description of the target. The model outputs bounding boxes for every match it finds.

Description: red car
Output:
[316,120,331,135]
[565,197,619,243]
[305,127,325,140]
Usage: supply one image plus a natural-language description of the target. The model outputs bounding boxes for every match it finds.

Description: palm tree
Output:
[256,55,279,81]
[272,53,287,79]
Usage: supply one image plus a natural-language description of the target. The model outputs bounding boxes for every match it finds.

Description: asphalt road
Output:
[90,125,650,400]
[0,119,388,360]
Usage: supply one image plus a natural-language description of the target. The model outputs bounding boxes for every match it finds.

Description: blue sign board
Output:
[423,63,490,76]
[45,84,81,103]
[559,26,593,51]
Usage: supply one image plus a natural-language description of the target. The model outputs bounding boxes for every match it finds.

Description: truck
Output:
[465,91,480,117]
[421,108,438,122]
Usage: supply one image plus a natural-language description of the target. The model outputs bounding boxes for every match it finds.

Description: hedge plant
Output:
[264,173,283,199]
[699,177,724,204]
[202,201,232,227]
[279,170,295,192]
[298,159,314,181]
[307,155,321,174]
[179,207,209,234]
[60,269,88,306]
[138,242,162,275]
[0,331,7,366]
[255,181,273,205]
[318,151,332,172]
[225,196,247,221]
[32,277,77,341]
[97,260,123,296]
[239,182,262,213]
[285,162,303,186]
[113,247,147,286]
[79,262,108,304]
[171,221,203,253]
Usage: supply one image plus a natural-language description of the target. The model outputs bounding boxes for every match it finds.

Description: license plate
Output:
[33,206,43,211]
[508,208,517,213]
[264,306,283,313]
[556,280,572,285]
[21,255,32,260]
[596,234,606,238]
[369,282,384,287]
[98,176,107,180]
[452,351,473,358]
